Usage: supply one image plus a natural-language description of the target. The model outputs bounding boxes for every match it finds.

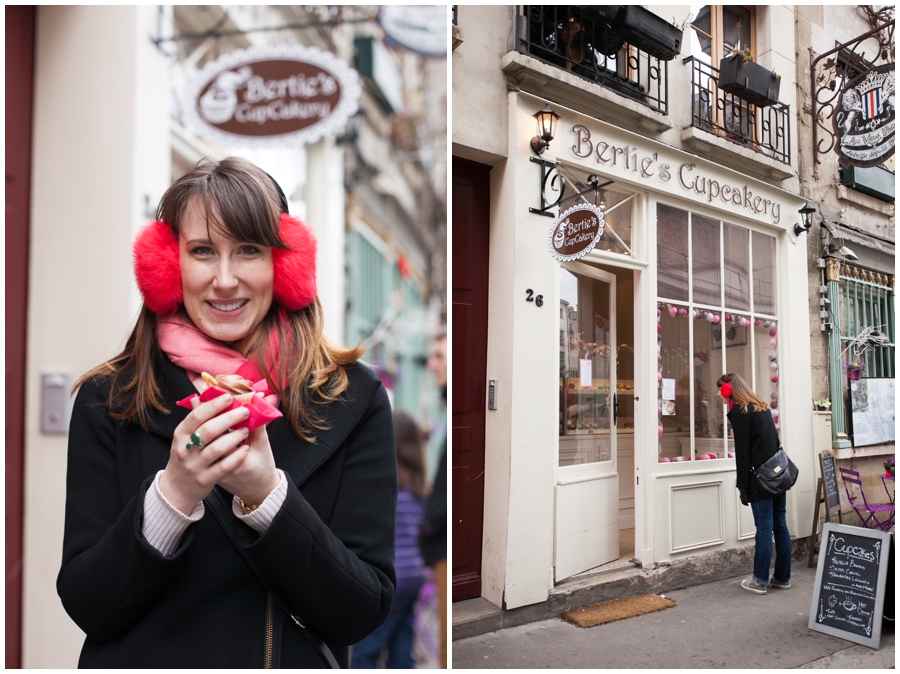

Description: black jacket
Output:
[728,403,782,502]
[419,443,446,566]
[57,357,397,668]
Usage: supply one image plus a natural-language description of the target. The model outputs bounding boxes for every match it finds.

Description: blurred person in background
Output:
[419,331,447,668]
[352,411,429,668]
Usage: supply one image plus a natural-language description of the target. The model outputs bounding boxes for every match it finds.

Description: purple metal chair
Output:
[839,467,895,531]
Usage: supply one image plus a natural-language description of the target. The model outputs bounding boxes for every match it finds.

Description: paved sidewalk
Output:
[452,564,895,668]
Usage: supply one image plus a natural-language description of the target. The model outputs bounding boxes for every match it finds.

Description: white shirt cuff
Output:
[143,470,204,556]
[231,469,288,533]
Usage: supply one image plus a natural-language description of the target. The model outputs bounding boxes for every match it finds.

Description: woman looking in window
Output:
[718,372,791,595]
[57,157,397,667]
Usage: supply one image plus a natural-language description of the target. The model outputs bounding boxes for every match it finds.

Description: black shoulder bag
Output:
[205,487,340,669]
[750,445,799,496]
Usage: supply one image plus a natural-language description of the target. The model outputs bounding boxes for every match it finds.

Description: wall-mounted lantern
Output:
[794,203,816,236]
[530,103,560,155]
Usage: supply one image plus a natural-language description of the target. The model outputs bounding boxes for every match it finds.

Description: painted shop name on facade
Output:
[570,125,782,225]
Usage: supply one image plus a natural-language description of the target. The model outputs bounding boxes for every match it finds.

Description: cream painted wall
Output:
[451,5,512,163]
[306,137,347,344]
[24,6,171,667]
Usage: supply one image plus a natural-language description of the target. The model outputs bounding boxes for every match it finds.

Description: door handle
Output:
[613,393,620,426]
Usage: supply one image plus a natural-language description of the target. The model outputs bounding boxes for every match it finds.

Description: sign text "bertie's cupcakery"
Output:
[570,125,783,225]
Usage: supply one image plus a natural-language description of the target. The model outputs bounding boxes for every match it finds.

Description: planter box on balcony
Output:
[717,55,781,107]
[619,5,682,61]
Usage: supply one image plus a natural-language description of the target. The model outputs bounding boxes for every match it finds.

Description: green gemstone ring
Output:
[186,432,203,450]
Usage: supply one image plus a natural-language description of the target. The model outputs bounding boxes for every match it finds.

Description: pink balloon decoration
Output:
[771,375,778,383]
[660,457,670,463]
[769,338,777,347]
[658,425,664,436]
[769,329,777,336]
[668,305,677,316]
[712,314,721,324]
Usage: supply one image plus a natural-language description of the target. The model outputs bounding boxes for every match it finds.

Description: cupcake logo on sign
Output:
[548,203,606,262]
[179,44,361,148]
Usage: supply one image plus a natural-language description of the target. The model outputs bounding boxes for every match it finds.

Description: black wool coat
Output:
[57,357,397,668]
[727,403,782,502]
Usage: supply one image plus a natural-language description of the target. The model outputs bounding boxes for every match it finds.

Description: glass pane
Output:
[722,6,751,58]
[693,308,726,459]
[724,224,750,311]
[557,168,634,257]
[721,313,752,385]
[752,230,777,315]
[594,189,633,255]
[657,302,693,462]
[657,204,689,301]
[692,214,721,306]
[690,5,712,61]
[560,268,612,466]
[755,318,781,435]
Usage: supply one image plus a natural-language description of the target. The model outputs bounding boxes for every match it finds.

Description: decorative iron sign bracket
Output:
[529,157,565,217]
[810,19,894,179]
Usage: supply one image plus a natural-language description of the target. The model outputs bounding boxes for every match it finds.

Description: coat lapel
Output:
[145,357,199,439]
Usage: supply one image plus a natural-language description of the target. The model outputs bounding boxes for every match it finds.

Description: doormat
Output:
[561,593,676,628]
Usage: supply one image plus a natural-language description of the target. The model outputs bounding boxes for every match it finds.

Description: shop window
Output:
[691,214,721,306]
[559,267,613,466]
[656,204,780,463]
[724,224,750,312]
[751,230,777,315]
[656,204,689,301]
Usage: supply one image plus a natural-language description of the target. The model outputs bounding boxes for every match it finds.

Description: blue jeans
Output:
[749,491,792,585]
[351,593,418,669]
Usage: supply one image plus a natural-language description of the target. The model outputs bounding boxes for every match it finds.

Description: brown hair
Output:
[76,157,363,441]
[716,372,769,414]
[393,410,428,499]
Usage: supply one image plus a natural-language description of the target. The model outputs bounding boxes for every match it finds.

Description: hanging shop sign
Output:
[548,203,606,262]
[379,5,447,56]
[179,44,361,148]
[832,64,895,169]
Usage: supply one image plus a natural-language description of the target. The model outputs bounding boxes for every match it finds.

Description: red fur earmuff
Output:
[720,382,733,398]
[133,213,317,314]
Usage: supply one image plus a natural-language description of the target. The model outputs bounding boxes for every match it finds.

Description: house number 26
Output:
[525,289,543,307]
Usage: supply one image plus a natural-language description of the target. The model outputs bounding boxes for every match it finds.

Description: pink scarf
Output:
[157,314,280,406]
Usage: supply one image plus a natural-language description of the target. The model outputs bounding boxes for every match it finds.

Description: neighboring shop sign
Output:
[379,5,447,56]
[833,64,895,169]
[179,44,361,148]
[548,203,606,261]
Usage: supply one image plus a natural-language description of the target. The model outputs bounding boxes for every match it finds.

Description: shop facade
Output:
[452,5,816,610]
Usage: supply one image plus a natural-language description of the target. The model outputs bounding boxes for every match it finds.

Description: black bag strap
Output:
[205,486,340,669]
[750,444,784,474]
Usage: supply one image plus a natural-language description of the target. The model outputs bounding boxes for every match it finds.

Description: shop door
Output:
[451,157,489,601]
[555,263,618,582]
[5,6,35,667]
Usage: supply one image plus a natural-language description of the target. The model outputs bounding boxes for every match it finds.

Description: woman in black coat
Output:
[718,372,791,595]
[57,158,397,668]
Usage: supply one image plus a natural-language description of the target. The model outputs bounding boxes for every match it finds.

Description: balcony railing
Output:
[685,56,791,165]
[517,6,669,115]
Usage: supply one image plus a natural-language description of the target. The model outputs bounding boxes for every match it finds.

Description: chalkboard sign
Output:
[808,523,892,649]
[820,452,840,513]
